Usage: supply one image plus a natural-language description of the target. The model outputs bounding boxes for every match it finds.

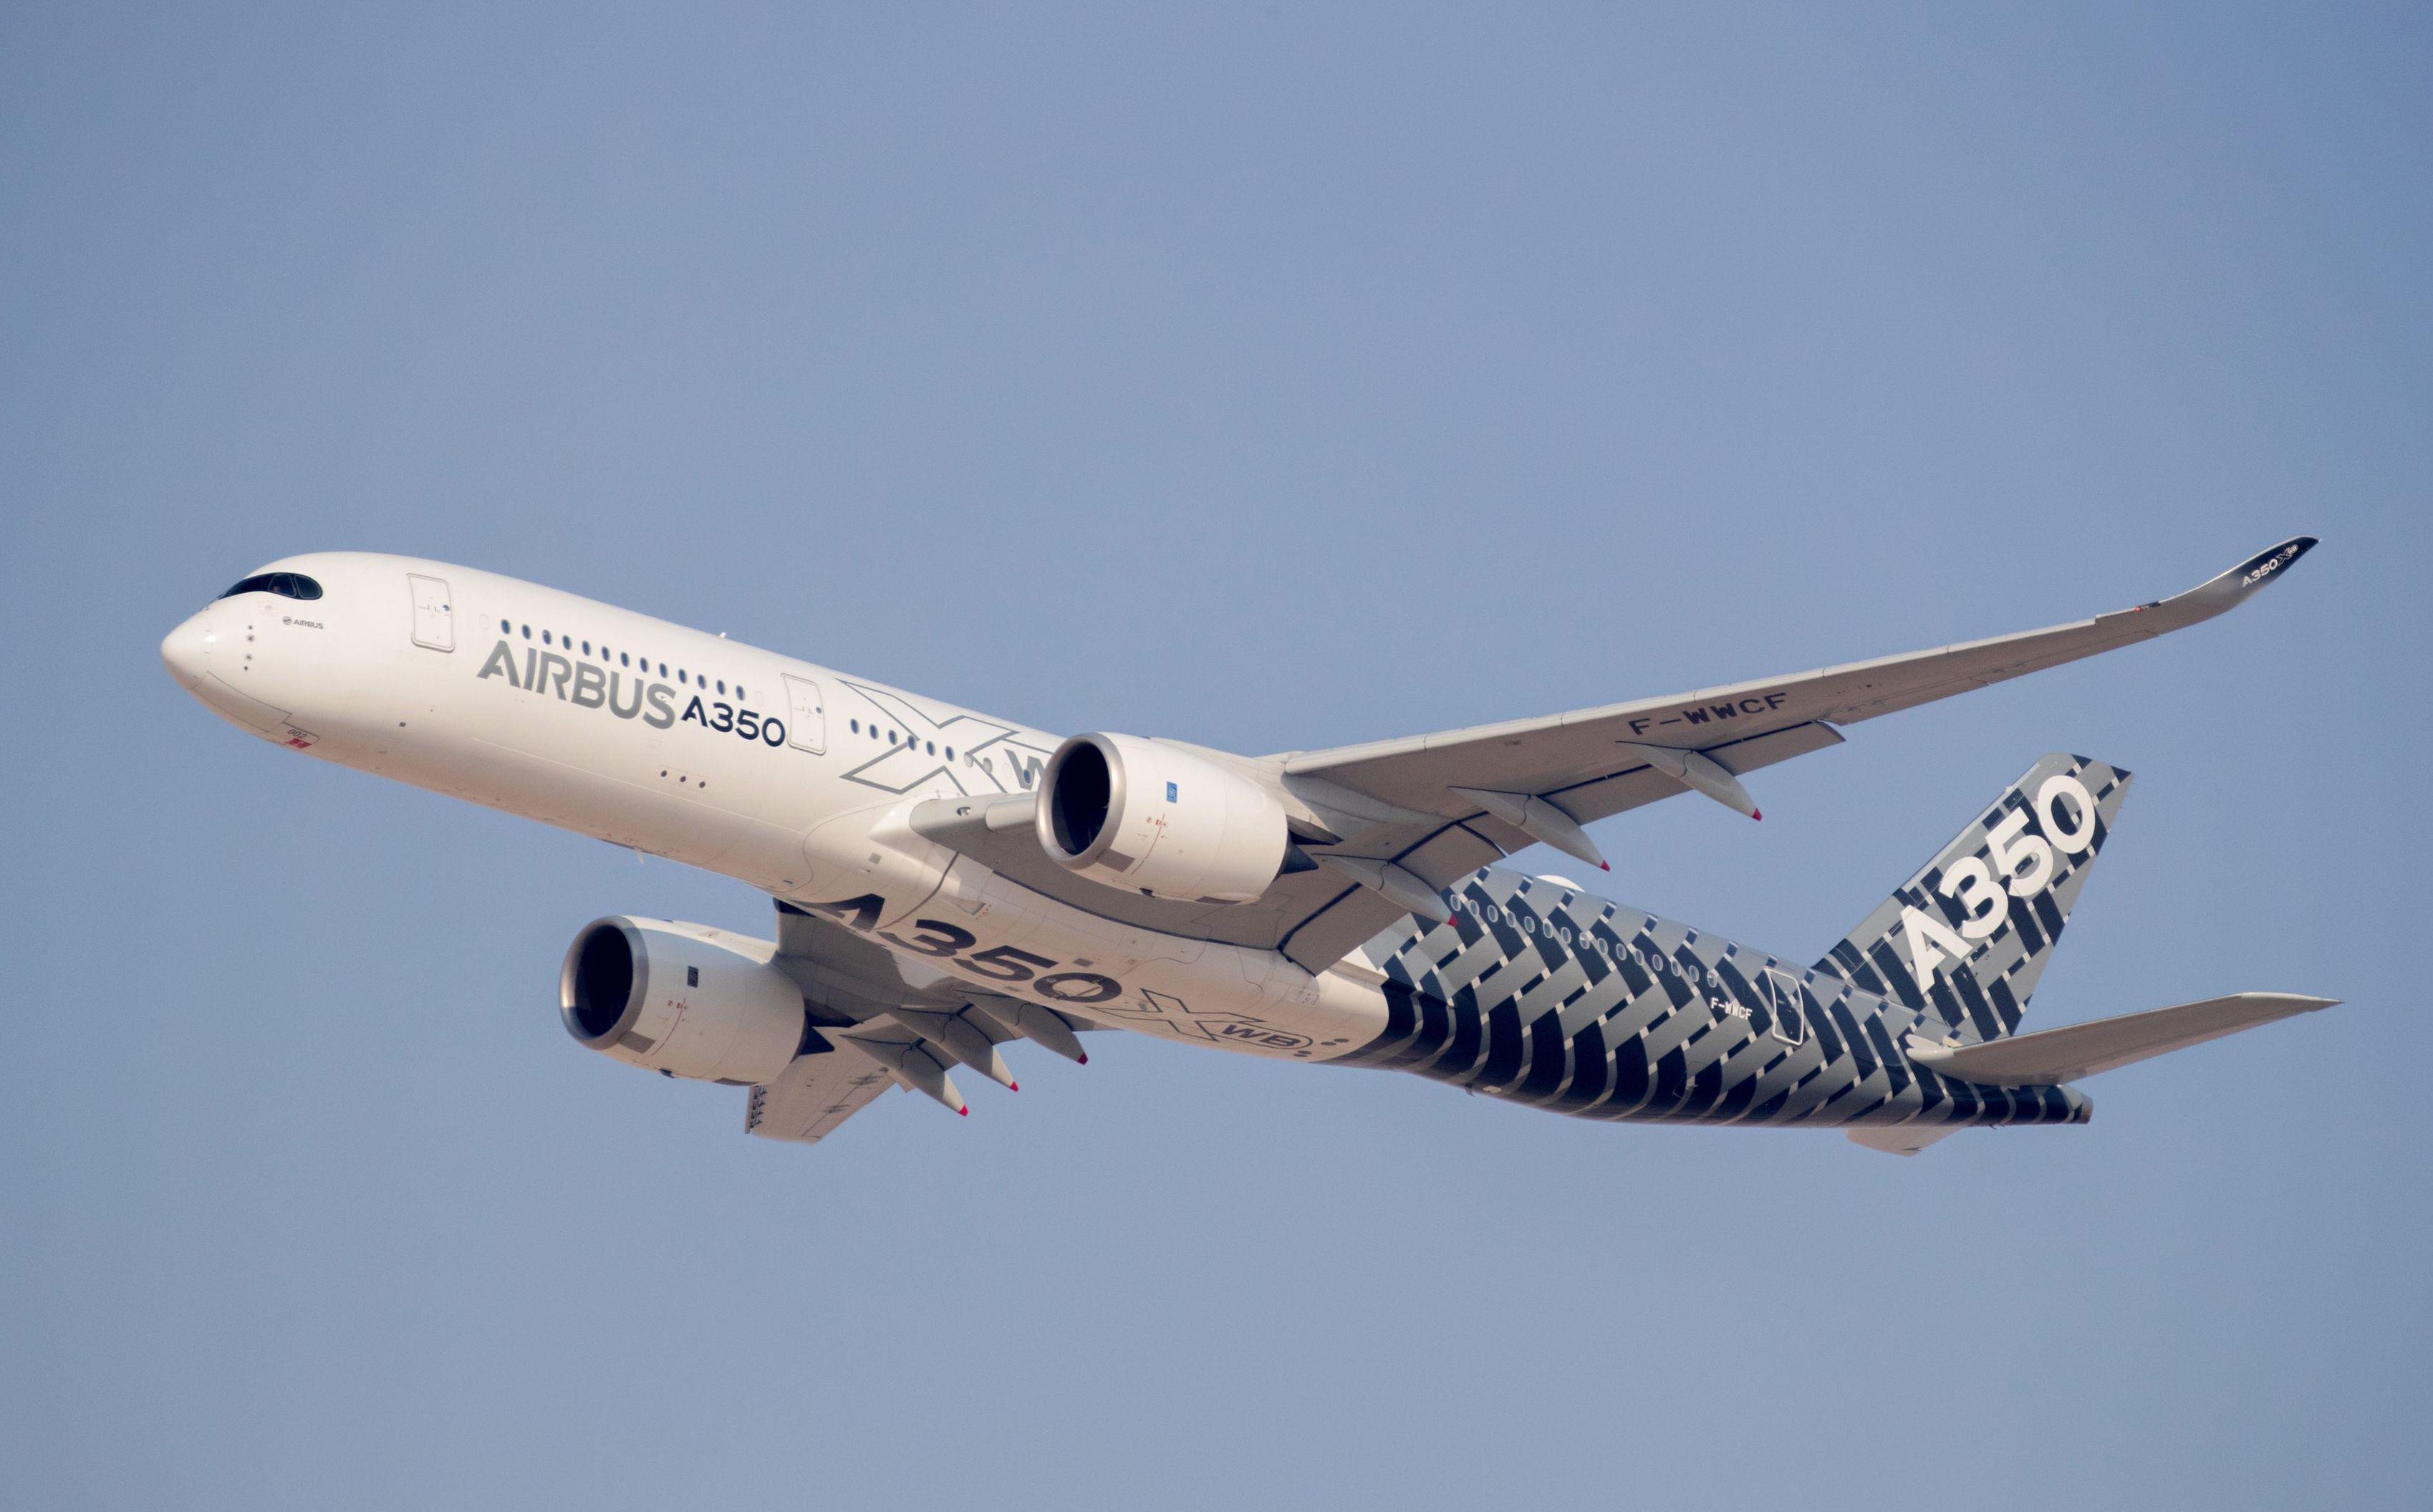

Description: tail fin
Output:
[1816,753,2131,1044]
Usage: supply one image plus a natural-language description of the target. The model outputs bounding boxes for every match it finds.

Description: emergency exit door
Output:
[408,574,455,652]
[781,674,827,754]
[1761,968,1806,1046]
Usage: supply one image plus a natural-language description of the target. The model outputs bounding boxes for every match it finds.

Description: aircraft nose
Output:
[160,611,215,688]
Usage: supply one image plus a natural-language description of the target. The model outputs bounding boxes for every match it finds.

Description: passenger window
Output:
[850,720,859,733]
[542,631,551,645]
[620,653,630,667]
[582,641,592,655]
[716,680,726,695]
[499,620,510,633]
[678,670,687,684]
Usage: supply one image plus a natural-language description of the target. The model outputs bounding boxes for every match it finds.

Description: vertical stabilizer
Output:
[1816,754,2131,1044]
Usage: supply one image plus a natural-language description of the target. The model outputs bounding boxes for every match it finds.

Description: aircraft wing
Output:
[743,900,1097,1141]
[745,1047,896,1146]
[1261,537,2316,969]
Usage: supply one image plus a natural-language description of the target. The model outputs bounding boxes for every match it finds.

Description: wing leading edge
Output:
[1285,536,2316,813]
[1265,537,2316,969]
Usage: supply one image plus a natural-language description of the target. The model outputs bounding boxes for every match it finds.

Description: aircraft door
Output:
[408,574,455,652]
[781,674,827,754]
[1763,969,1806,1046]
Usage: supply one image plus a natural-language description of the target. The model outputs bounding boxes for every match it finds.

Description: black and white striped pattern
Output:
[1334,754,2126,1134]
[1816,754,2128,1042]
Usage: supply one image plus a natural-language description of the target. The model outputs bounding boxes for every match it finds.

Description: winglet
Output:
[2134,536,2317,629]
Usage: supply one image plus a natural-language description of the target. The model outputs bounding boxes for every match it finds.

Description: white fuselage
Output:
[161,553,1389,1063]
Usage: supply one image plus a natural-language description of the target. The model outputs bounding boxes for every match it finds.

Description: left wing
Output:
[1261,536,2316,968]
[873,539,2315,974]
[1285,536,2315,820]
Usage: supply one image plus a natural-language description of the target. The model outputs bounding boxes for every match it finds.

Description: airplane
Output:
[160,536,2331,1157]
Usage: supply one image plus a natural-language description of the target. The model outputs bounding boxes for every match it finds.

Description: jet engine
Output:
[1036,733,1288,904]
[559,916,808,1084]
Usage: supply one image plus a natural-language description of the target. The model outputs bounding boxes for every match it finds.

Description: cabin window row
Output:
[498,619,743,700]
[844,718,953,760]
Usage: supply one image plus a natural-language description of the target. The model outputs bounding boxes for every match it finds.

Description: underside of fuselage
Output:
[1343,869,2090,1133]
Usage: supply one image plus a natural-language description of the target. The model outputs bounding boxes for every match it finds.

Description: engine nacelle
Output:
[1037,733,1288,904]
[558,916,806,1084]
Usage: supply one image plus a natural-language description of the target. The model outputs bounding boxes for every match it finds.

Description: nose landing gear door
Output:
[408,574,456,652]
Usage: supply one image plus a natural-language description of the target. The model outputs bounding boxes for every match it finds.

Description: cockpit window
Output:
[218,572,324,602]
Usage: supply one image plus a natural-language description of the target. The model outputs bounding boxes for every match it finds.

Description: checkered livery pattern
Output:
[1334,756,2121,1133]
[1815,754,2128,1044]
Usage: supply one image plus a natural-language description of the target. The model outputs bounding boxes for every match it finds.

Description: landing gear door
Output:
[407,574,455,652]
[781,674,827,754]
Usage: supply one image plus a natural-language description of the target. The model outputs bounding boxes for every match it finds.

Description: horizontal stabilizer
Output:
[1906,993,2338,1086]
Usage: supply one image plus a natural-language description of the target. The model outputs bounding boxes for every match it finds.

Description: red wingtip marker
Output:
[1077,1052,1089,1065]
[957,1106,968,1117]
[1008,1082,1019,1092]
[1599,862,1611,871]
[1751,809,1763,822]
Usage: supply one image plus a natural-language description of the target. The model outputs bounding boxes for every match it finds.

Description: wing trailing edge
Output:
[1281,536,2318,820]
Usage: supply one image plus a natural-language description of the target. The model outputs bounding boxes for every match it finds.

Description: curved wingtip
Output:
[2260,992,2341,1013]
[2142,535,2318,627]
[2232,534,2317,584]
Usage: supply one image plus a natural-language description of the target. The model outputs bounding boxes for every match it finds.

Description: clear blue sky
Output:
[4,5,2426,1508]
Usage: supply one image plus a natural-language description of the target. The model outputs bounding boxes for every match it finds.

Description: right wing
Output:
[746,900,1095,1143]
[746,1049,896,1147]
